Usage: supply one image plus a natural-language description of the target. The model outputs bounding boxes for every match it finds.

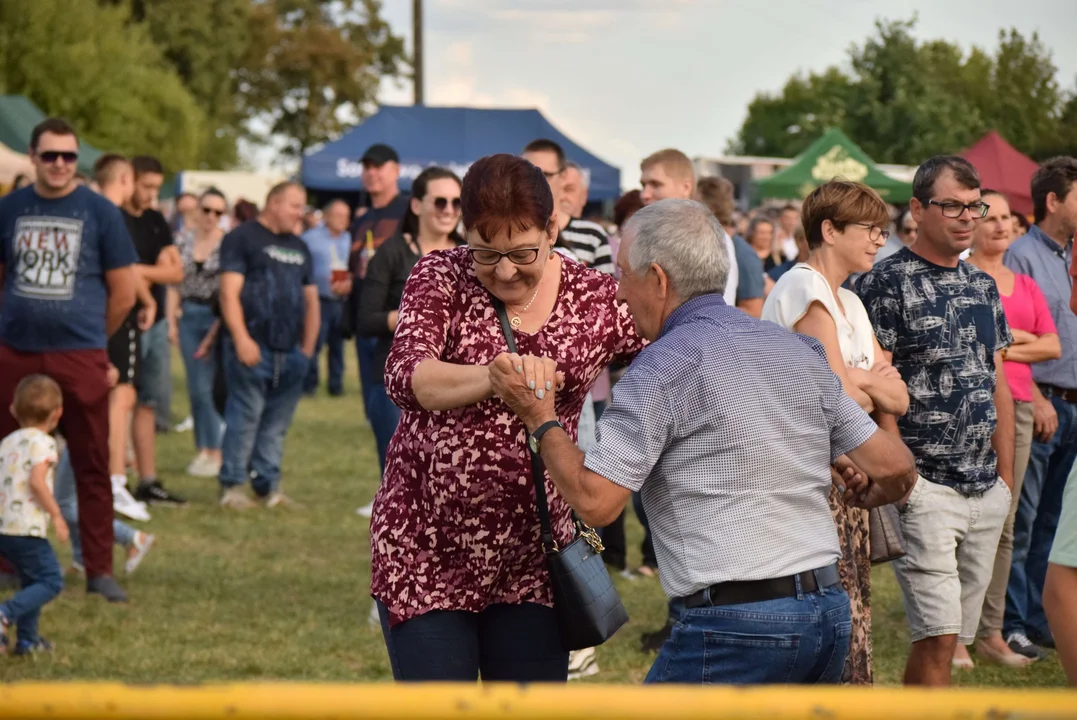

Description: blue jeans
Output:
[0,535,63,645]
[355,335,378,411]
[305,298,345,395]
[376,600,568,682]
[645,584,851,684]
[139,319,172,427]
[178,302,223,451]
[54,449,136,566]
[219,339,309,497]
[365,383,401,475]
[1005,394,1077,640]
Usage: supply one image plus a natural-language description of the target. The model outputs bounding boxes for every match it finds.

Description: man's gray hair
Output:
[625,199,730,300]
[565,161,589,188]
[323,198,350,213]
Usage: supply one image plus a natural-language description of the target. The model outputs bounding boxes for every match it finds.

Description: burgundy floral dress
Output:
[370,248,643,626]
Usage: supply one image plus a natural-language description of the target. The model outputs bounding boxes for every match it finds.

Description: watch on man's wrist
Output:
[528,420,563,454]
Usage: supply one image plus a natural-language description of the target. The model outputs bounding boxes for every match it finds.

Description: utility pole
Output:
[413,0,424,105]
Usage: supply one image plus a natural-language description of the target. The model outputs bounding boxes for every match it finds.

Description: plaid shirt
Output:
[585,294,878,599]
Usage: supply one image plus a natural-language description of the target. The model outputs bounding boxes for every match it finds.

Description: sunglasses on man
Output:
[202,207,226,217]
[37,151,79,165]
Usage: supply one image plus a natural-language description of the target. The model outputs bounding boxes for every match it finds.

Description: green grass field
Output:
[1,351,1067,686]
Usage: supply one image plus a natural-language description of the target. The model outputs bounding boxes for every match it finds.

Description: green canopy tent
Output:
[0,95,102,175]
[755,128,912,203]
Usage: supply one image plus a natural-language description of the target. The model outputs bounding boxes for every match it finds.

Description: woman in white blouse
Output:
[762,180,909,685]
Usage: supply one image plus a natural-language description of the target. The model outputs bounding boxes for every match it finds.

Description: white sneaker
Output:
[265,491,304,510]
[355,500,375,518]
[568,647,599,680]
[186,454,221,478]
[173,416,194,432]
[219,487,259,511]
[112,475,151,522]
[124,532,156,574]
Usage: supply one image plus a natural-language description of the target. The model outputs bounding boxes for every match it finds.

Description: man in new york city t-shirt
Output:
[0,118,138,603]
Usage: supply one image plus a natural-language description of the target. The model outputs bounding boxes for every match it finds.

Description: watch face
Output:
[529,435,539,454]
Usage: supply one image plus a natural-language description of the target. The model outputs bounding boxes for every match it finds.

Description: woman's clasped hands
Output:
[489,352,565,423]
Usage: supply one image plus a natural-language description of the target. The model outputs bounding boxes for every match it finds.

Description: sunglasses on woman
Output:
[432,197,461,212]
[202,207,225,217]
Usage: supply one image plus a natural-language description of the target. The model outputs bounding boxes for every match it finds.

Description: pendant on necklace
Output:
[510,316,522,329]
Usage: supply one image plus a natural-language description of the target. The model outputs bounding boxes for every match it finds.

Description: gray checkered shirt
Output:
[584,294,879,599]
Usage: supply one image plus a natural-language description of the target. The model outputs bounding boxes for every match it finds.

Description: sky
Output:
[354,0,1077,187]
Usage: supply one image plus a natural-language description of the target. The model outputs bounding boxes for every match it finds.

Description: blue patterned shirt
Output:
[584,293,878,599]
[857,248,1012,496]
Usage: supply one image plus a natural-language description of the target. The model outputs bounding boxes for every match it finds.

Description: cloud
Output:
[424,40,550,110]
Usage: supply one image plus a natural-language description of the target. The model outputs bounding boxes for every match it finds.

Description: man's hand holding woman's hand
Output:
[489,353,565,431]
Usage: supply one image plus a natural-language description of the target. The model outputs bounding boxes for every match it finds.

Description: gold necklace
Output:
[508,285,542,329]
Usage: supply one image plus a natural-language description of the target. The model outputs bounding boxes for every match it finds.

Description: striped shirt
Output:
[584,293,878,599]
[560,219,614,275]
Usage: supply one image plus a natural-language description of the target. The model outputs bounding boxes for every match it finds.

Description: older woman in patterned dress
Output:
[369,154,644,682]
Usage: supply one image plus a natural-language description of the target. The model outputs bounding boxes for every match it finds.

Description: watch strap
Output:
[532,420,563,444]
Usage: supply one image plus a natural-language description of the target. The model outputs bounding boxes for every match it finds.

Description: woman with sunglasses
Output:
[168,188,228,478]
[369,154,644,682]
[762,180,910,685]
[355,167,464,517]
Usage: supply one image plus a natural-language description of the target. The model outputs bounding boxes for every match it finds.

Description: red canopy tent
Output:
[960,131,1039,217]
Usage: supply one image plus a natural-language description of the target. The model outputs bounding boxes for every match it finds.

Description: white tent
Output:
[0,141,33,189]
[176,170,286,208]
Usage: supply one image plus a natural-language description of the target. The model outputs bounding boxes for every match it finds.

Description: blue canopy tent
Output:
[301,105,621,200]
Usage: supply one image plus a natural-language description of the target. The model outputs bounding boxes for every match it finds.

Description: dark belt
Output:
[681,563,841,610]
[1039,384,1077,404]
[319,296,344,303]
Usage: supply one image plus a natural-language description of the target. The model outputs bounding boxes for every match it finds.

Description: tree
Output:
[0,0,206,172]
[236,0,407,159]
[729,17,1071,165]
[129,0,254,168]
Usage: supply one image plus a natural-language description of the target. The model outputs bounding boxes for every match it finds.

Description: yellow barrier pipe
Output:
[0,683,1075,719]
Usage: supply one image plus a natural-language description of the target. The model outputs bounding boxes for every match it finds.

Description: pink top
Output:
[1000,273,1057,402]
[370,247,643,626]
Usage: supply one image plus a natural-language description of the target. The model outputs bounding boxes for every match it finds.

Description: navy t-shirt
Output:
[0,186,138,352]
[856,247,1012,495]
[219,220,314,352]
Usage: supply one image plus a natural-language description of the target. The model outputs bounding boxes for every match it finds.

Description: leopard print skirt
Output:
[830,487,873,685]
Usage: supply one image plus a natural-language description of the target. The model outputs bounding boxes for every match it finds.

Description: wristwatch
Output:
[528,420,564,454]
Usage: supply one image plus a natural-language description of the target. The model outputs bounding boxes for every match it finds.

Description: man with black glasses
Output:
[857,155,1015,687]
[0,118,138,603]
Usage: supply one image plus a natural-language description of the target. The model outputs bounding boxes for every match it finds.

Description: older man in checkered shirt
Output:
[491,199,917,685]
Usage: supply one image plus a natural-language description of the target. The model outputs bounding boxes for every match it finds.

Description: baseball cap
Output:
[361,144,400,166]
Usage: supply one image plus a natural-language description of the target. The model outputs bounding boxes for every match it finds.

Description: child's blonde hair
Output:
[12,374,62,426]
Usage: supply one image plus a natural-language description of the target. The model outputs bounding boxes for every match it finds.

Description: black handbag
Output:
[492,298,629,651]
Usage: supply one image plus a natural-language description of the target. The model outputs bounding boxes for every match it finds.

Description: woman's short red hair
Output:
[461,154,553,243]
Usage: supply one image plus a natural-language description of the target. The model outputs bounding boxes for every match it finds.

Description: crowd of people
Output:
[0,115,1075,693]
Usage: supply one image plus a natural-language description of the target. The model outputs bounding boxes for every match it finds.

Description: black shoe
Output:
[135,480,187,507]
[1028,631,1057,650]
[1007,631,1048,660]
[87,576,128,603]
[640,620,674,653]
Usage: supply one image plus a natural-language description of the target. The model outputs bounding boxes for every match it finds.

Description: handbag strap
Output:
[492,297,558,553]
